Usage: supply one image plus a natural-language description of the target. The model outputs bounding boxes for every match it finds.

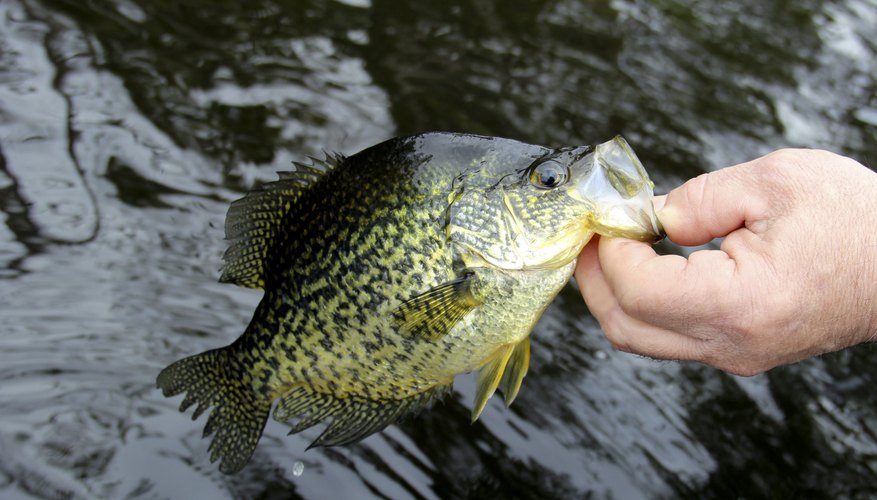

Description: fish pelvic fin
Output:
[156,347,271,474]
[498,337,530,407]
[471,341,524,422]
[220,153,343,289]
[392,272,481,340]
[272,384,452,447]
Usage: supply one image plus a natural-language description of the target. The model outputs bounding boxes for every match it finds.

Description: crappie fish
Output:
[157,133,663,473]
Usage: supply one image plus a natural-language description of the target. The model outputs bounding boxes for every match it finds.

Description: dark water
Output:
[1,0,876,498]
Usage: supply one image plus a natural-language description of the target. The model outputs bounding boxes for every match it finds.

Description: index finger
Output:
[597,237,739,330]
[575,237,708,360]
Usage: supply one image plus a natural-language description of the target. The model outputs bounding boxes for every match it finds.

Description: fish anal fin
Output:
[220,154,342,289]
[273,384,452,447]
[392,273,482,340]
[499,337,530,407]
[471,344,515,422]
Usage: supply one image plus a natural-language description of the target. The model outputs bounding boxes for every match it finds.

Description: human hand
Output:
[575,148,877,376]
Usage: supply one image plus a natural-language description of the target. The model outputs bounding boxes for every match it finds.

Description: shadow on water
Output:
[1,0,876,498]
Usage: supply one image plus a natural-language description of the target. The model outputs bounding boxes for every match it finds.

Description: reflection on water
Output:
[1,0,875,497]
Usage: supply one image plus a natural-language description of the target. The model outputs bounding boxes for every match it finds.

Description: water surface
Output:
[1,0,876,498]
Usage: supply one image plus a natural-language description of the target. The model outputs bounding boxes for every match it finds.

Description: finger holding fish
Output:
[575,237,707,362]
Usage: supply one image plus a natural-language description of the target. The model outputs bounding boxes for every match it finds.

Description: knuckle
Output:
[676,172,712,213]
[608,337,633,353]
[600,313,633,353]
[754,149,821,200]
[701,346,765,377]
[752,284,799,334]
[727,300,797,376]
[726,363,764,378]
[759,148,816,176]
[615,287,646,319]
[761,148,800,168]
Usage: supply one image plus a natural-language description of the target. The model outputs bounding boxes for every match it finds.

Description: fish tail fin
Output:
[156,347,270,474]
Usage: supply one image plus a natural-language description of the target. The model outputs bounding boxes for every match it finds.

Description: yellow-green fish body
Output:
[157,133,662,473]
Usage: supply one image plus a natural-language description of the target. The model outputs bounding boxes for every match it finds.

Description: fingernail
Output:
[652,195,667,212]
[650,196,668,240]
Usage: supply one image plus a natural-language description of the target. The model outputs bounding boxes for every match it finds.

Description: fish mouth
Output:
[653,215,666,243]
[592,203,665,243]
[574,136,664,243]
[632,206,665,243]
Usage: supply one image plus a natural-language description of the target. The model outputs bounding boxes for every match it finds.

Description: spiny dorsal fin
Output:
[220,153,343,288]
[471,344,514,422]
[272,384,452,447]
[498,337,530,406]
[392,273,482,340]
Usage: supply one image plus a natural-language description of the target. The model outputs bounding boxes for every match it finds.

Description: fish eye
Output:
[529,160,569,189]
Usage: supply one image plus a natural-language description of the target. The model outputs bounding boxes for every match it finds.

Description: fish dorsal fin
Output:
[392,273,482,340]
[272,384,452,447]
[220,153,343,288]
[471,343,515,422]
[498,337,530,406]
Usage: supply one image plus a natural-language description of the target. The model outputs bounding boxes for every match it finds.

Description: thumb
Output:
[658,164,770,246]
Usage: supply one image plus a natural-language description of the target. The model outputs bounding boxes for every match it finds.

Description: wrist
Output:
[867,233,877,344]
[811,154,877,351]
[860,174,877,345]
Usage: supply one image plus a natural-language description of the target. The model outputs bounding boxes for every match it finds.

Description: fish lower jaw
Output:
[591,221,661,242]
[590,203,663,242]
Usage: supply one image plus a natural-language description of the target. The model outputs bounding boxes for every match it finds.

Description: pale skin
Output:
[575,148,877,376]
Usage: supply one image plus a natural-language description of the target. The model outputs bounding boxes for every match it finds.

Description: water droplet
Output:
[594,350,608,360]
[292,461,304,477]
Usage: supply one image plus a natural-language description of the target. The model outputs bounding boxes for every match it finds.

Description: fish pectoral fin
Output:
[392,272,482,341]
[498,337,530,407]
[273,384,453,447]
[471,344,515,422]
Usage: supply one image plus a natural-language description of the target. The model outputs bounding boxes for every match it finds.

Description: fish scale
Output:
[157,132,662,474]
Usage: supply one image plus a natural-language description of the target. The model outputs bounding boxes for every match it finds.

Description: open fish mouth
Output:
[571,136,664,242]
[592,204,665,242]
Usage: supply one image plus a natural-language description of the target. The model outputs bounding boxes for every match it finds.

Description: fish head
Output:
[448,135,663,271]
